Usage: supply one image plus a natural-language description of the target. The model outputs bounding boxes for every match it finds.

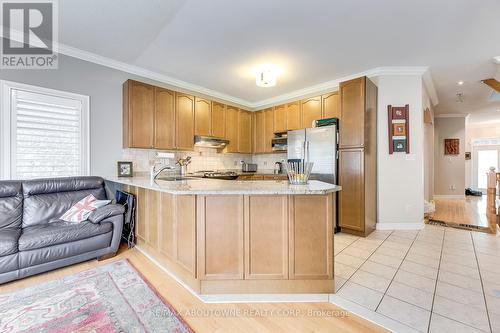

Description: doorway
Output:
[472,144,500,192]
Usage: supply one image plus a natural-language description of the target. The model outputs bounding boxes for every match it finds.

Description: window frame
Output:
[0,80,90,180]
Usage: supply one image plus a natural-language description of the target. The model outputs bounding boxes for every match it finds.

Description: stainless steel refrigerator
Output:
[287,125,338,185]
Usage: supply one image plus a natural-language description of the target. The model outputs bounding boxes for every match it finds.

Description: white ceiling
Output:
[58,0,500,120]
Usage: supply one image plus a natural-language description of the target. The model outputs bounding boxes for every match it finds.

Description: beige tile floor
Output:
[334,224,500,333]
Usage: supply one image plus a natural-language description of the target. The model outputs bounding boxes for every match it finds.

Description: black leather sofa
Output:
[0,176,124,284]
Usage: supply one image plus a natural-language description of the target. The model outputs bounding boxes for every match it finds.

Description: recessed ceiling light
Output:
[457,81,464,85]
[253,64,282,88]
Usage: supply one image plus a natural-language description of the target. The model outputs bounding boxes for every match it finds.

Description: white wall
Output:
[433,117,466,197]
[372,75,425,230]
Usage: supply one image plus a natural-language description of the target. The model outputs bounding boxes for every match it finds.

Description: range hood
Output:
[194,135,229,149]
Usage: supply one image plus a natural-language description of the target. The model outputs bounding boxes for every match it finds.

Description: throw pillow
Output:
[60,194,111,223]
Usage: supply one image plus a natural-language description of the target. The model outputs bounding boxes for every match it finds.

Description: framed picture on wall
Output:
[392,123,406,136]
[444,139,460,155]
[393,139,407,152]
[117,161,133,177]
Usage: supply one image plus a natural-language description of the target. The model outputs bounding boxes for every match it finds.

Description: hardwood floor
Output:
[430,196,498,233]
[0,244,387,333]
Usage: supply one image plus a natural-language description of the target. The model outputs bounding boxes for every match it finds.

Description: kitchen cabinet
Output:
[225,106,239,153]
[175,93,195,150]
[264,108,274,153]
[300,96,322,128]
[273,104,287,133]
[253,111,266,153]
[245,195,288,279]
[238,110,253,153]
[154,87,176,149]
[286,101,301,130]
[194,97,211,136]
[123,80,155,148]
[211,102,226,138]
[339,78,365,148]
[322,92,340,119]
[289,195,333,279]
[338,76,377,237]
[197,195,244,280]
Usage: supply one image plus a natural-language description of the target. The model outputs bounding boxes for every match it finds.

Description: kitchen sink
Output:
[156,176,197,181]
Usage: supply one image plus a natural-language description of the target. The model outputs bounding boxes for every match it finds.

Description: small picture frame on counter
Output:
[117,161,133,177]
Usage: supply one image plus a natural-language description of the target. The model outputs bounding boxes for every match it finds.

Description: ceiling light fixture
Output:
[457,81,464,85]
[254,64,281,88]
[493,56,500,64]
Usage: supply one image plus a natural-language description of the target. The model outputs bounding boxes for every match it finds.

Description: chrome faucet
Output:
[150,163,175,181]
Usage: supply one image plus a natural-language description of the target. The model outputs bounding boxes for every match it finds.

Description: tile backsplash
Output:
[120,148,286,175]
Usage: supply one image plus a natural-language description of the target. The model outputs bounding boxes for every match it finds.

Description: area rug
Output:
[0,259,194,333]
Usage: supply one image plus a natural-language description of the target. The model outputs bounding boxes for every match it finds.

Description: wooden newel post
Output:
[487,167,497,216]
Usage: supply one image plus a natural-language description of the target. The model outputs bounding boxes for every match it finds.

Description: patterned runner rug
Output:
[0,259,194,333]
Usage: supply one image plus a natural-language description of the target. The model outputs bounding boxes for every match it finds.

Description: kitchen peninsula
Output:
[107,177,341,297]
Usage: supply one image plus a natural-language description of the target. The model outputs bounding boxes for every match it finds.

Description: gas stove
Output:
[190,170,239,180]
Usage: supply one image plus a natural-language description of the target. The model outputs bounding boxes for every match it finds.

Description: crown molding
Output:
[1,31,437,110]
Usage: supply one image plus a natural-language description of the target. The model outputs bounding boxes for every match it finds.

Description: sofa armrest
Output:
[88,204,125,224]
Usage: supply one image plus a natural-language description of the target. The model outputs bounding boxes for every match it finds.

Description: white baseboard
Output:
[376,222,425,230]
[433,194,465,199]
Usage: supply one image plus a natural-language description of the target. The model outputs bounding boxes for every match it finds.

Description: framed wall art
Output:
[117,161,133,177]
[388,104,410,154]
[444,139,459,155]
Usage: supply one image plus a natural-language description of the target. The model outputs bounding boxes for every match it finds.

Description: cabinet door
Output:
[238,110,252,154]
[301,96,322,128]
[322,92,340,119]
[194,97,211,136]
[338,148,364,232]
[175,93,195,150]
[124,80,154,148]
[245,196,288,279]
[286,101,301,130]
[154,87,175,149]
[197,195,244,280]
[264,108,274,153]
[175,195,197,276]
[211,102,226,138]
[159,192,175,259]
[289,195,333,279]
[253,111,266,153]
[145,189,160,250]
[273,104,287,133]
[339,77,365,148]
[225,106,239,153]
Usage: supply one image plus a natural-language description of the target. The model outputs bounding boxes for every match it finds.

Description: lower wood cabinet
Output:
[125,185,335,294]
[245,195,288,279]
[289,195,333,279]
[197,195,244,280]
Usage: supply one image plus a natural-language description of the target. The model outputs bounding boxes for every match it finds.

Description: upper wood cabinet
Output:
[238,110,252,154]
[211,102,226,138]
[225,106,239,153]
[253,111,266,153]
[194,97,211,136]
[123,80,155,148]
[301,96,322,128]
[273,105,287,133]
[286,101,301,130]
[154,87,175,150]
[339,77,365,148]
[264,108,274,153]
[322,92,340,119]
[175,93,195,150]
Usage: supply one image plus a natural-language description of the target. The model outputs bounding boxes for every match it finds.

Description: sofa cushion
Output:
[22,177,106,227]
[18,221,113,251]
[0,229,21,256]
[0,181,23,230]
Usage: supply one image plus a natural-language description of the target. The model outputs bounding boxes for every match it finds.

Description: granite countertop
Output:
[105,176,341,195]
